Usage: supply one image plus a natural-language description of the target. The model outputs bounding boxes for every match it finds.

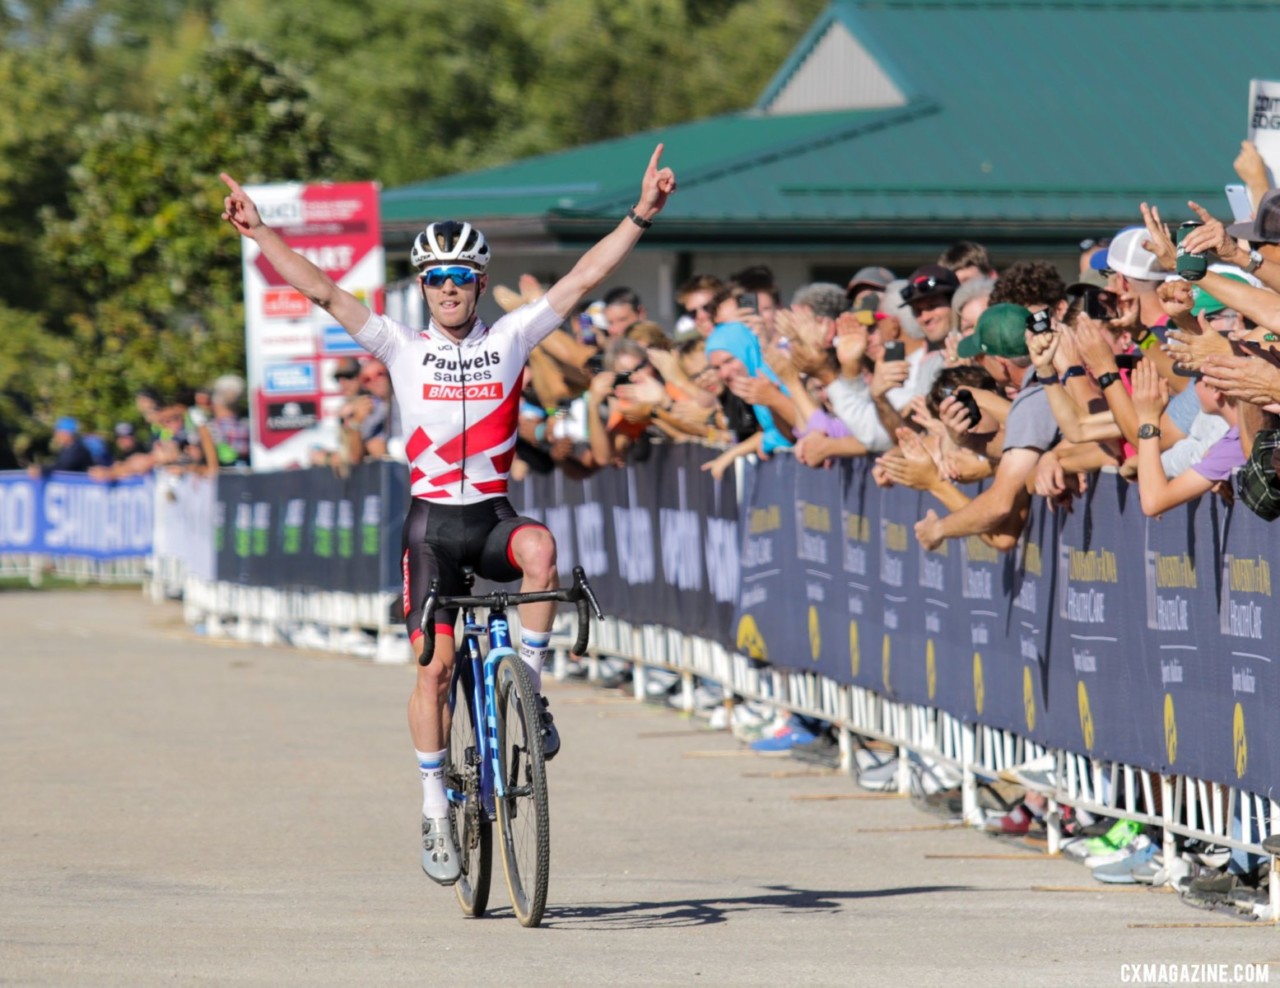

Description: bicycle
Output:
[419,564,602,928]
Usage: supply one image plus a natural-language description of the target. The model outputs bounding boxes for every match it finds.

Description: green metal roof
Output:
[383,0,1280,247]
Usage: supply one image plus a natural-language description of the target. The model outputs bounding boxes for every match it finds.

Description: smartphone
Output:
[1084,287,1119,321]
[882,340,905,362]
[953,389,981,428]
[1226,183,1253,223]
[737,292,758,315]
[613,370,632,387]
[1114,353,1140,371]
[1025,309,1053,335]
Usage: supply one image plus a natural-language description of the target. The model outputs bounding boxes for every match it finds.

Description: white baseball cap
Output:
[1104,226,1167,281]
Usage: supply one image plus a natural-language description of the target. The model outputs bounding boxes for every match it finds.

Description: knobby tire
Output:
[494,654,550,928]
[447,659,492,917]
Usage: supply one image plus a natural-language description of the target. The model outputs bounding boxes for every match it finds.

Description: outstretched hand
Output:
[637,144,677,217]
[220,173,261,237]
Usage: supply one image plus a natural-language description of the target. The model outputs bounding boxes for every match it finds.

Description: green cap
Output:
[957,303,1032,358]
[1190,273,1248,316]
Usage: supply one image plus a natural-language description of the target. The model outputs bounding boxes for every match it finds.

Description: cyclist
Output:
[220,145,677,885]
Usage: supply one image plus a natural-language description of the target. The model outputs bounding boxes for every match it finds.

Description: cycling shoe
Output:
[421,816,460,886]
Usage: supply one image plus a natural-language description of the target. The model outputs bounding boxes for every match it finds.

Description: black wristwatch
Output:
[1062,365,1087,381]
[1097,371,1122,391]
[1137,423,1162,440]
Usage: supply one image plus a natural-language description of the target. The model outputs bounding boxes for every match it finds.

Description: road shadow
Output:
[487,883,976,930]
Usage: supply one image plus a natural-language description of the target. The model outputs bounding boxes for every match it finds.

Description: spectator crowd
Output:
[17,140,1280,916]
[468,139,1280,917]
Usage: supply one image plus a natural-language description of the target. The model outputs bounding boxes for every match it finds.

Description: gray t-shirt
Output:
[1002,375,1061,453]
[1166,381,1200,435]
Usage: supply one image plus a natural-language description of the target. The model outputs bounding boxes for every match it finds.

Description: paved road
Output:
[3,590,1277,987]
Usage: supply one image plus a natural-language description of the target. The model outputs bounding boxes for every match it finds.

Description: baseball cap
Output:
[956,303,1032,359]
[333,357,361,380]
[1226,188,1280,244]
[1105,227,1166,280]
[1190,272,1249,316]
[1077,267,1110,288]
[113,422,136,438]
[900,264,961,304]
[55,416,78,434]
[845,265,895,297]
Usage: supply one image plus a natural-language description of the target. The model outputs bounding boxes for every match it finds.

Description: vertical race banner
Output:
[839,459,879,690]
[240,182,384,470]
[1248,79,1280,185]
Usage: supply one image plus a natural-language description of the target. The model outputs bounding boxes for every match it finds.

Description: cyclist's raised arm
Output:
[542,144,676,323]
[220,172,372,337]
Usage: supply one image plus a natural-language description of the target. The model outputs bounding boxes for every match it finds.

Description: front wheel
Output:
[494,654,550,927]
[447,659,491,917]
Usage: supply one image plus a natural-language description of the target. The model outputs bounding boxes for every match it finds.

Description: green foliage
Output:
[25,43,340,455]
[214,0,825,184]
[0,0,825,460]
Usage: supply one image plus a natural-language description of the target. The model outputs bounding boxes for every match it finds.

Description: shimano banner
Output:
[0,471,153,558]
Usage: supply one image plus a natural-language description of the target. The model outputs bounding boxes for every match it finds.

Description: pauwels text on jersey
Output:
[421,348,502,383]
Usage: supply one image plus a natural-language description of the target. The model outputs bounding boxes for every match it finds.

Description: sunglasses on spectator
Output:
[421,265,479,288]
[1079,237,1112,252]
[900,276,945,302]
[685,303,717,319]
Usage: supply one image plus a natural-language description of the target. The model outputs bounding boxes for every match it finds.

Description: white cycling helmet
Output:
[410,220,491,272]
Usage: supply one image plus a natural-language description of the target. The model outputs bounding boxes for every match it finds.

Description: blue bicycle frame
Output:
[449,605,518,817]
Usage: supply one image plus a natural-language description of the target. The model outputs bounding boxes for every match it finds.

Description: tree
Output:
[22,43,341,452]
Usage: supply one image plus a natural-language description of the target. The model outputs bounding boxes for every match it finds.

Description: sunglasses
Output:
[421,265,479,288]
[900,276,947,302]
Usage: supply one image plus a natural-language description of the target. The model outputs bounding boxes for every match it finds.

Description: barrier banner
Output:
[0,471,153,558]
[505,445,739,649]
[215,461,404,594]
[734,458,1279,791]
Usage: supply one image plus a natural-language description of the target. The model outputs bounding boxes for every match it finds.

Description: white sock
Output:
[417,748,448,819]
[519,629,551,693]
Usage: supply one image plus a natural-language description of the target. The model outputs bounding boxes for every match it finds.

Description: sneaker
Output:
[421,816,461,885]
[1130,853,1164,885]
[749,721,817,755]
[997,754,1056,791]
[857,757,900,792]
[728,704,775,742]
[1082,818,1143,857]
[984,803,1038,836]
[1092,838,1158,884]
[536,695,560,761]
[1084,831,1149,869]
[909,753,962,796]
[790,734,839,768]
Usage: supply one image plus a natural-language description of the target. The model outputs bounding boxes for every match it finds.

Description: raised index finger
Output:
[1187,200,1214,223]
[647,143,664,175]
[220,172,244,196]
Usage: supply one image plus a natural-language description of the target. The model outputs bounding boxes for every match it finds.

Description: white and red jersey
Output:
[353,297,563,504]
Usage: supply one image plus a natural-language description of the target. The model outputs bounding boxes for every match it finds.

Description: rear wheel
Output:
[447,660,491,917]
[494,654,550,927]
